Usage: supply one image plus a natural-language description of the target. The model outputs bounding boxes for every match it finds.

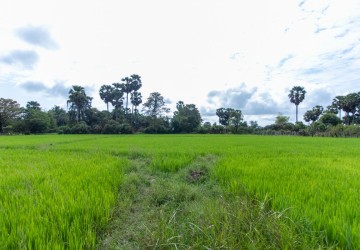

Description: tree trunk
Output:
[296,105,298,123]
[125,93,129,116]
[106,102,109,112]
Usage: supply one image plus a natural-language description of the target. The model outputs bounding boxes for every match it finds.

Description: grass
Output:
[0,136,127,249]
[0,134,359,248]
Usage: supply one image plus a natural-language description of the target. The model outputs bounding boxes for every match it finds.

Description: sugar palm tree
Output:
[288,86,306,123]
[130,74,142,92]
[99,85,114,112]
[120,77,132,116]
[67,85,92,121]
[341,93,360,125]
[130,91,142,126]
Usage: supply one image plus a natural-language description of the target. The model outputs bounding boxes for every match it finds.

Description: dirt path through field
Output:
[99,155,219,249]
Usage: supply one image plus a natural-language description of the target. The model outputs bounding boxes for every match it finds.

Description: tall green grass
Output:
[0,134,359,248]
[0,136,127,249]
[213,136,360,248]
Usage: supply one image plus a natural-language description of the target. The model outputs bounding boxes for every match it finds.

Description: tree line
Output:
[0,75,200,135]
[0,78,359,136]
[266,86,360,137]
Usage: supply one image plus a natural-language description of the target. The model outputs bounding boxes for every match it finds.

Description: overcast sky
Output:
[1,0,359,125]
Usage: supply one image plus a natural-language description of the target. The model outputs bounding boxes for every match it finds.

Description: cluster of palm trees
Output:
[99,74,142,116]
[67,86,93,122]
[67,74,143,123]
[330,93,360,124]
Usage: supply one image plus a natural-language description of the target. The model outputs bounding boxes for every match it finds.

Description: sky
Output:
[1,0,360,125]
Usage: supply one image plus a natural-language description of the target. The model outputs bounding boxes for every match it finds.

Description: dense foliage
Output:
[0,77,360,136]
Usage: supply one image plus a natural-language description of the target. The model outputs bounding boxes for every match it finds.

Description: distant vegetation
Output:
[0,75,359,136]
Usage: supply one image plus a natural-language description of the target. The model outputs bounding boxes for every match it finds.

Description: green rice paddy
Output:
[0,135,359,249]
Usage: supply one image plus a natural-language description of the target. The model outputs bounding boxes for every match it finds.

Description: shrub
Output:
[70,122,90,134]
[57,125,72,134]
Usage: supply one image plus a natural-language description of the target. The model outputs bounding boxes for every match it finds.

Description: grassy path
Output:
[99,154,328,249]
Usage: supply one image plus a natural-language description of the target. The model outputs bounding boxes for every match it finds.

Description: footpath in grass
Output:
[99,154,330,249]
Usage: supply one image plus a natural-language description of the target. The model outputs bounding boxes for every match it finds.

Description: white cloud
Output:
[0,0,359,125]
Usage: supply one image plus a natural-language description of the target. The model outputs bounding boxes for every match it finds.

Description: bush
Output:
[57,126,71,134]
[70,122,90,134]
[144,125,170,134]
[343,125,360,137]
[102,120,121,134]
[328,125,344,137]
[102,121,133,134]
[118,123,133,134]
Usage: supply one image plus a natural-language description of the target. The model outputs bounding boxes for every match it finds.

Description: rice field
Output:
[0,134,359,248]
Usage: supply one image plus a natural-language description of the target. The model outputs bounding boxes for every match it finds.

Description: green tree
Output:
[275,114,290,125]
[99,85,114,112]
[249,121,259,129]
[130,74,142,93]
[319,112,342,126]
[303,105,323,123]
[119,74,142,117]
[142,92,169,118]
[48,106,69,127]
[172,101,202,133]
[0,98,21,133]
[331,96,345,118]
[130,91,142,127]
[26,101,41,111]
[288,86,306,122]
[131,91,142,113]
[111,83,124,109]
[120,77,133,116]
[84,108,110,131]
[216,108,232,126]
[110,83,124,121]
[341,93,360,125]
[67,85,93,121]
[229,109,243,133]
[24,101,50,133]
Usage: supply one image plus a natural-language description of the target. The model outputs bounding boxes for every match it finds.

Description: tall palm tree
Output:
[288,86,306,123]
[332,96,345,119]
[111,83,124,120]
[99,85,114,112]
[67,85,92,121]
[130,74,142,92]
[120,77,133,116]
[342,93,360,125]
[130,91,142,126]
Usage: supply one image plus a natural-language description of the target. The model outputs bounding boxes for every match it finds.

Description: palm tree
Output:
[288,86,306,123]
[342,93,360,125]
[26,101,41,111]
[111,83,124,109]
[303,105,323,123]
[67,85,92,121]
[130,74,142,92]
[99,85,114,112]
[111,83,124,120]
[332,96,345,119]
[130,91,142,126]
[120,77,133,116]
